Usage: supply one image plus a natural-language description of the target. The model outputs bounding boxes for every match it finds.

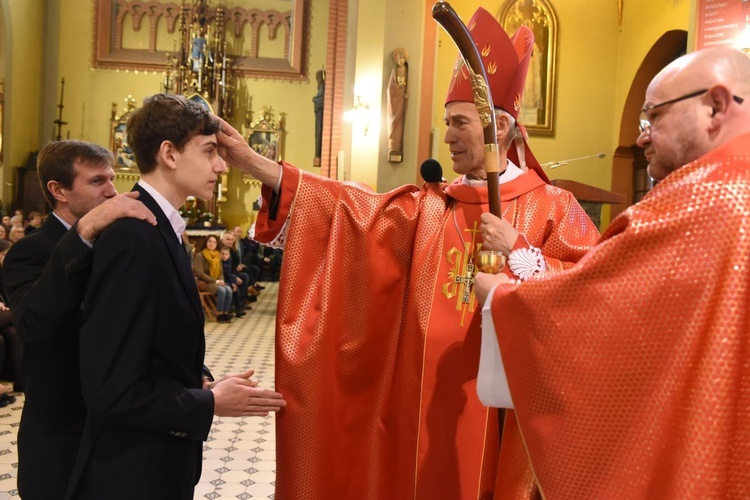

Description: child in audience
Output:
[220,245,247,318]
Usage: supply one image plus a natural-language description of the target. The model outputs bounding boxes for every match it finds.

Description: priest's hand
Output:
[474,272,511,306]
[216,116,281,189]
[479,212,519,256]
[211,376,286,417]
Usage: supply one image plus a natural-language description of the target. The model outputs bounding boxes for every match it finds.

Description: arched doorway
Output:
[611,30,687,220]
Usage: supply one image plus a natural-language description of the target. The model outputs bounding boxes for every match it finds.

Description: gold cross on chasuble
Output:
[442,219,482,325]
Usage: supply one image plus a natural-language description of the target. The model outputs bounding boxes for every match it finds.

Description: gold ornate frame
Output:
[93,0,311,81]
[185,93,214,114]
[242,107,285,184]
[110,95,139,174]
[497,0,558,135]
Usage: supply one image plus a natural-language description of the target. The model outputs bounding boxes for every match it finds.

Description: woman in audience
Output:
[0,239,21,404]
[8,226,24,243]
[1,216,10,239]
[193,235,233,323]
[0,225,7,241]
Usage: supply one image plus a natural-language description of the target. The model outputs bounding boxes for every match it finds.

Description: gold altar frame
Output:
[242,107,285,184]
[186,93,214,114]
[110,96,139,174]
[93,0,311,81]
[497,0,558,135]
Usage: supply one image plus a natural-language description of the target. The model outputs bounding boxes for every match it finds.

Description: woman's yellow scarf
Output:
[202,248,222,279]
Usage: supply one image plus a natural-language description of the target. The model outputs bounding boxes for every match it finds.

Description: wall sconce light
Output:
[344,95,371,135]
[735,24,750,56]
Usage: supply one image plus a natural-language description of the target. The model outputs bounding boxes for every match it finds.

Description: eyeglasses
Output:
[638,89,745,134]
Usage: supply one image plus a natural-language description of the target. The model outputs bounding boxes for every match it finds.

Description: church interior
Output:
[0,0,744,497]
[0,0,722,231]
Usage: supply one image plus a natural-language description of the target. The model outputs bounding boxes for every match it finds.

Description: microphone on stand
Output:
[420,159,444,183]
[542,152,606,169]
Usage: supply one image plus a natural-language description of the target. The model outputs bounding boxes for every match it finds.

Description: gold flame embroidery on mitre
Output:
[448,59,469,95]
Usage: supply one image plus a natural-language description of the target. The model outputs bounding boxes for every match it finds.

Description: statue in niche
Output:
[387,48,408,163]
[312,69,325,167]
[191,28,207,71]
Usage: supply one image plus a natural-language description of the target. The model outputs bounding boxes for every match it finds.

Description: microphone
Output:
[420,159,444,183]
[542,153,606,169]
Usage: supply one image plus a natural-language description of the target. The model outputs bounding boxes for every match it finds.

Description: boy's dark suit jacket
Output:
[4,215,93,499]
[67,185,214,499]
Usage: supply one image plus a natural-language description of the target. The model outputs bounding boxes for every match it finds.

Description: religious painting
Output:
[110,96,139,173]
[242,107,285,184]
[93,0,311,81]
[498,0,558,135]
[249,130,281,161]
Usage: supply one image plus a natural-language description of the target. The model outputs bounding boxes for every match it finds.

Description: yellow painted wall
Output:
[375,0,429,192]
[2,0,45,206]
[347,0,385,189]
[614,0,691,141]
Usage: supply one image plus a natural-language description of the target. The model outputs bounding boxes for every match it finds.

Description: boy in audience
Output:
[220,245,247,317]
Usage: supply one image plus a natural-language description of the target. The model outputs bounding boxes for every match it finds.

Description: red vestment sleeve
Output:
[490,135,750,498]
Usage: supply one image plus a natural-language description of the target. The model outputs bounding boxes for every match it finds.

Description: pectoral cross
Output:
[455,260,475,304]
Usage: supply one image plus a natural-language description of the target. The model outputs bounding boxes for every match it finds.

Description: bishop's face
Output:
[443,101,486,179]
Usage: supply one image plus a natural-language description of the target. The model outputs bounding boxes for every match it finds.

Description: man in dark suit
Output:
[68,94,285,499]
[4,140,158,499]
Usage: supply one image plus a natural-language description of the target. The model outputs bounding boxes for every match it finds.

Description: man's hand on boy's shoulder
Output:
[76,192,157,242]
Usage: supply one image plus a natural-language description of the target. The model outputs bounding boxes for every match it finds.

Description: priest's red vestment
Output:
[255,162,599,499]
[486,133,750,498]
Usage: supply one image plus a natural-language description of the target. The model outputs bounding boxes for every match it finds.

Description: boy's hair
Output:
[127,93,220,174]
[219,245,232,254]
[37,140,114,209]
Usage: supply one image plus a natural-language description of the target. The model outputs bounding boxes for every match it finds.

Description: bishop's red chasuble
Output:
[255,162,599,499]
[488,133,750,498]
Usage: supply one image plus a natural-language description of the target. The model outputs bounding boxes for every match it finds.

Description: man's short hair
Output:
[37,140,114,209]
[494,108,519,149]
[127,93,220,174]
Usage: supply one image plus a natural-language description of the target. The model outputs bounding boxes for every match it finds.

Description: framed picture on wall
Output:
[497,0,558,136]
[242,107,285,183]
[110,96,139,172]
[93,0,311,81]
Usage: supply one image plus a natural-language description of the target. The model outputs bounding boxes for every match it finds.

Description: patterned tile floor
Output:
[0,282,280,499]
